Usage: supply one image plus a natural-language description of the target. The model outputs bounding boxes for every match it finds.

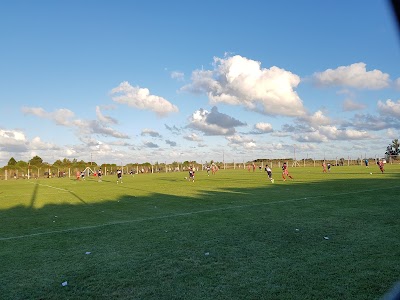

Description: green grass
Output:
[0,165,399,299]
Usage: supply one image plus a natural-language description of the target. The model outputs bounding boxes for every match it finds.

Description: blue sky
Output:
[1,0,399,166]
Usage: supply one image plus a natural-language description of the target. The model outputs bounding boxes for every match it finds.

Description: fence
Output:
[2,157,395,180]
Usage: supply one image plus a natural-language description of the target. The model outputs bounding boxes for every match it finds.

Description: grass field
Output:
[1,165,399,300]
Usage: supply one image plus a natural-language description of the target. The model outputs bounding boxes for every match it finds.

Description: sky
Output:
[1,0,400,166]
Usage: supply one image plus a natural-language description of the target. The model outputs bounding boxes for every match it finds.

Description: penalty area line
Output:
[1,184,399,242]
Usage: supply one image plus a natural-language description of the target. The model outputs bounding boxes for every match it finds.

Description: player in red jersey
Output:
[282,162,293,181]
[378,160,385,173]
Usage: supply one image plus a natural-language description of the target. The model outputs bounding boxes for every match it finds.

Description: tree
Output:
[16,160,28,168]
[385,139,400,158]
[7,157,17,166]
[29,155,43,166]
[62,158,72,165]
[53,159,63,167]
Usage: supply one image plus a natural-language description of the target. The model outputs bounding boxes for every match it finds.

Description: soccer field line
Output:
[1,184,399,242]
[27,181,72,192]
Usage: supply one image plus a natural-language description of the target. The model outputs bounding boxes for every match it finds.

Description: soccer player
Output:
[322,161,327,173]
[206,165,210,176]
[327,163,331,172]
[97,168,102,182]
[117,169,123,184]
[76,171,81,180]
[189,167,195,182]
[282,162,293,181]
[378,160,384,173]
[80,170,85,180]
[265,165,274,183]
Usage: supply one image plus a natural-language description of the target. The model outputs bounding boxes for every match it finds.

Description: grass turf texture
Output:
[0,165,399,299]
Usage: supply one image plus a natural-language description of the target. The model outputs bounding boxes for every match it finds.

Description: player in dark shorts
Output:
[97,168,102,182]
[117,169,123,184]
[265,165,274,183]
[189,167,195,182]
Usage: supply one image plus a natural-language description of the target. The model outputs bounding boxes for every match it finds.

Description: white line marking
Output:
[27,181,71,192]
[1,185,399,242]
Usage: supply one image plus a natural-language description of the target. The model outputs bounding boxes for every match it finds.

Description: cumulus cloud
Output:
[110,81,179,117]
[318,125,370,140]
[30,137,60,150]
[251,122,273,134]
[342,99,367,111]
[377,99,400,117]
[226,134,256,149]
[312,62,390,89]
[141,128,162,138]
[187,106,246,136]
[182,55,305,117]
[0,129,28,152]
[298,110,331,127]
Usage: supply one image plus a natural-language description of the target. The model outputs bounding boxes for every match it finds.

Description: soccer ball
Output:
[184,177,187,180]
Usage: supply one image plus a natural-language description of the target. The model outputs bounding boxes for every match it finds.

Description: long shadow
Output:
[29,182,39,209]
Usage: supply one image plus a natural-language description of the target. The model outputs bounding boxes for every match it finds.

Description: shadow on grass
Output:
[1,170,400,300]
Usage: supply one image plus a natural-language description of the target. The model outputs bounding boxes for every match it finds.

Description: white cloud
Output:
[111,81,179,117]
[294,131,328,143]
[171,71,184,81]
[299,110,331,127]
[182,55,305,117]
[0,129,28,152]
[226,134,256,149]
[377,99,400,117]
[23,106,129,139]
[187,107,246,136]
[254,122,273,133]
[292,123,371,143]
[22,107,75,126]
[313,62,390,89]
[183,133,202,142]
[319,125,370,140]
[96,106,118,124]
[73,119,129,139]
[30,137,60,150]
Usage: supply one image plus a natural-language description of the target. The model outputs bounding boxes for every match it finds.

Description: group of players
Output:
[264,159,386,184]
[75,159,386,185]
[76,168,123,184]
